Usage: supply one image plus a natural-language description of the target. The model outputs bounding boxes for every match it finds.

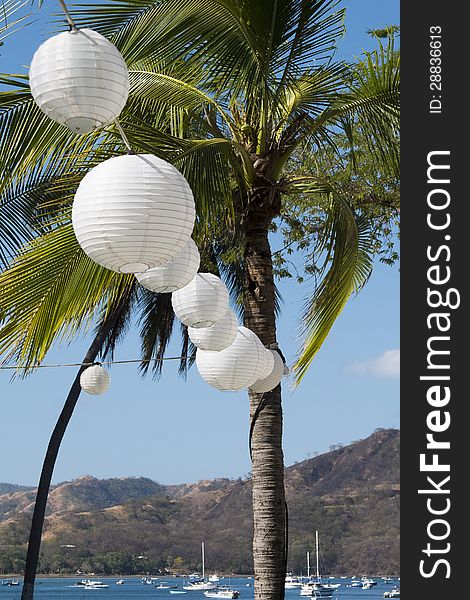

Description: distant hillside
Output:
[0,429,399,576]
[0,483,33,495]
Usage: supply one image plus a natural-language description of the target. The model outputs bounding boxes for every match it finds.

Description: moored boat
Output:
[285,574,303,589]
[299,532,340,598]
[183,543,216,591]
[299,583,335,598]
[383,588,400,598]
[204,589,240,599]
[83,580,109,589]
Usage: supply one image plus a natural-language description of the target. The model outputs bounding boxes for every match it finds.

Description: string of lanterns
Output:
[26,2,288,396]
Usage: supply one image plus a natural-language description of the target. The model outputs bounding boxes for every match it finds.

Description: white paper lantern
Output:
[249,349,285,393]
[172,273,229,328]
[188,309,238,351]
[29,28,129,134]
[80,365,110,395]
[256,348,275,381]
[195,326,267,391]
[72,154,195,273]
[136,238,200,293]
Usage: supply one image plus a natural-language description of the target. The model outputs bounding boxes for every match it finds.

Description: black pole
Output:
[20,307,123,600]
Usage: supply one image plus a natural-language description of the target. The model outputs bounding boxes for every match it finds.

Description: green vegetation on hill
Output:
[0,430,399,576]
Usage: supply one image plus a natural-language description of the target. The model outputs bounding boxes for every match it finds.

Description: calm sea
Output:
[0,577,399,599]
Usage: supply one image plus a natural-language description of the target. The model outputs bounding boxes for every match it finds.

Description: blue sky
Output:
[0,0,400,487]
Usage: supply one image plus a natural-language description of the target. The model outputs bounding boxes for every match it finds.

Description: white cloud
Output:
[347,349,400,378]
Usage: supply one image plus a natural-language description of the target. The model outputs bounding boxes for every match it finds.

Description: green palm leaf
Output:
[292,187,374,382]
[0,222,133,371]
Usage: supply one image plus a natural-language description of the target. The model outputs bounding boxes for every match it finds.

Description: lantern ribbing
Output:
[72,154,196,274]
[29,27,129,134]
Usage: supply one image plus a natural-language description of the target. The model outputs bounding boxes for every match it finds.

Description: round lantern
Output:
[255,348,275,381]
[80,364,110,395]
[188,309,238,351]
[249,349,285,393]
[195,326,267,391]
[29,28,129,134]
[172,273,229,328]
[72,154,195,273]
[136,238,200,293]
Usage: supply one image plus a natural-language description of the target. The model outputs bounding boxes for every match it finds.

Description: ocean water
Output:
[0,577,400,600]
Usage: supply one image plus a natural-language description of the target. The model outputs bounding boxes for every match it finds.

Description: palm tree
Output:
[0,2,399,599]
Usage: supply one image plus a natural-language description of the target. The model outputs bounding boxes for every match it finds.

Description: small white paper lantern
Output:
[136,238,200,293]
[80,365,110,395]
[195,326,267,391]
[29,28,129,134]
[188,309,238,351]
[249,349,285,393]
[172,273,229,328]
[72,154,195,274]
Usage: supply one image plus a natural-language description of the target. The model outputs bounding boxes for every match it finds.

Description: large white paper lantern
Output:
[249,349,284,393]
[188,309,238,351]
[172,273,229,328]
[29,28,129,134]
[72,154,195,273]
[80,365,110,395]
[195,326,267,391]
[136,238,200,293]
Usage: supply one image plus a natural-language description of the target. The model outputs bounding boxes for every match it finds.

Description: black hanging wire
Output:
[248,390,289,597]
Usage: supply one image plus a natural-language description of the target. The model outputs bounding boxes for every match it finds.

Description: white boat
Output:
[83,580,109,589]
[204,590,240,599]
[383,588,400,598]
[170,591,187,595]
[361,578,377,589]
[300,584,335,598]
[116,579,125,585]
[2,580,20,587]
[285,574,303,589]
[155,583,171,589]
[209,574,221,583]
[184,581,217,590]
[183,543,216,591]
[300,533,340,598]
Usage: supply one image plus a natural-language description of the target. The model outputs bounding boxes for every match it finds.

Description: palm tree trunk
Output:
[20,308,123,600]
[243,210,286,600]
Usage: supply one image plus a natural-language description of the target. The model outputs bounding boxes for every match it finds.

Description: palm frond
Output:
[0,0,32,44]
[0,76,106,197]
[98,281,138,362]
[290,35,400,177]
[0,222,132,372]
[129,70,235,134]
[292,187,374,383]
[273,0,345,85]
[136,287,175,379]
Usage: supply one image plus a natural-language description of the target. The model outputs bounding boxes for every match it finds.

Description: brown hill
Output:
[0,429,399,576]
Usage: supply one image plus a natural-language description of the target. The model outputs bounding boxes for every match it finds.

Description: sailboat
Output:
[286,551,310,588]
[183,543,217,591]
[299,532,340,598]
